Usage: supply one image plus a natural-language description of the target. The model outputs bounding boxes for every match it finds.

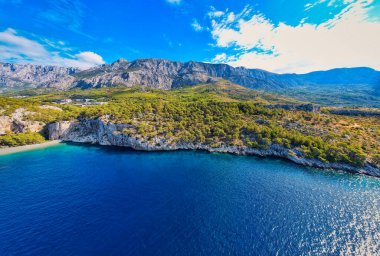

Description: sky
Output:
[0,0,379,73]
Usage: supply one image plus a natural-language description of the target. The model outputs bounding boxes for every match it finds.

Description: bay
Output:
[0,143,379,255]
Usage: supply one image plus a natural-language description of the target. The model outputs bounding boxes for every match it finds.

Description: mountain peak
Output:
[1,59,379,93]
[116,58,128,63]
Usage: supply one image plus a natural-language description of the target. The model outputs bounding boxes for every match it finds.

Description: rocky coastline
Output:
[1,107,379,177]
[46,119,380,178]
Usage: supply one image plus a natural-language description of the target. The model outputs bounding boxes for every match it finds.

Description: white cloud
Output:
[304,0,328,11]
[166,0,181,5]
[191,19,204,32]
[212,53,228,62]
[0,28,104,69]
[0,28,49,60]
[212,53,238,63]
[305,0,356,10]
[208,6,225,18]
[209,0,380,73]
[75,52,104,65]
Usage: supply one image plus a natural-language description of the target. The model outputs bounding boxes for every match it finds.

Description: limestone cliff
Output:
[47,119,380,178]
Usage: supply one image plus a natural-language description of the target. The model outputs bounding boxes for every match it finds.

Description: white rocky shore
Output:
[47,119,380,178]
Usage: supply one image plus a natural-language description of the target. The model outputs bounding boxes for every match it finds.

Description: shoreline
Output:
[0,140,62,156]
[1,137,379,178]
[47,119,380,178]
[62,140,380,178]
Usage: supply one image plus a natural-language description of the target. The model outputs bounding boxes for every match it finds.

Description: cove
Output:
[0,143,379,255]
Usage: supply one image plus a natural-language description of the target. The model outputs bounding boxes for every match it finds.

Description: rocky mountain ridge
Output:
[72,58,291,90]
[1,59,379,91]
[0,62,79,90]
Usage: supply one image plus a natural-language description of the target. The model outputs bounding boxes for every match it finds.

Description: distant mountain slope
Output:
[72,58,294,90]
[0,63,79,90]
[289,67,380,86]
[279,67,380,107]
[1,59,379,106]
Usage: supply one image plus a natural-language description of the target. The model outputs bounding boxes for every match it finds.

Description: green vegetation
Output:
[0,132,46,147]
[1,81,379,168]
[275,84,380,108]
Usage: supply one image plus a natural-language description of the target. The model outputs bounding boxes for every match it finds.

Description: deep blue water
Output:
[0,143,379,255]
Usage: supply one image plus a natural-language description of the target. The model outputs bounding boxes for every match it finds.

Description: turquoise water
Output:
[0,143,379,255]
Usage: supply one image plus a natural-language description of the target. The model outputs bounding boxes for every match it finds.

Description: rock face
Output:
[0,108,44,135]
[0,63,79,90]
[2,59,379,91]
[72,59,305,90]
[47,119,380,178]
[0,116,12,135]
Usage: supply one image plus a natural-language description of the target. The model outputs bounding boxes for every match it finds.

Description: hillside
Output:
[1,59,379,107]
[0,82,379,176]
[0,63,79,90]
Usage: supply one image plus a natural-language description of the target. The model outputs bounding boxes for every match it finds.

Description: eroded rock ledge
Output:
[0,108,44,135]
[47,119,380,178]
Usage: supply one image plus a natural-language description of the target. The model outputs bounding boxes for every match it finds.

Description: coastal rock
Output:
[47,121,72,140]
[47,119,380,178]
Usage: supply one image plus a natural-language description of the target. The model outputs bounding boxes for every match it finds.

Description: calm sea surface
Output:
[0,143,379,255]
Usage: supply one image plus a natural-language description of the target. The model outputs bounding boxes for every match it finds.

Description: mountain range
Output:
[1,58,379,106]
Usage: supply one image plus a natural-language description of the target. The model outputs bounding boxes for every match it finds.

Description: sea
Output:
[0,143,379,255]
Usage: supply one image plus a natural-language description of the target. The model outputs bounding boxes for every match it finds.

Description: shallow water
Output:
[0,143,379,255]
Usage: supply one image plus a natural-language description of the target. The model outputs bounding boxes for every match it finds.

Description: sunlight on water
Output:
[0,144,379,255]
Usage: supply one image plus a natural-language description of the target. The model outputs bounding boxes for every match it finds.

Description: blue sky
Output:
[0,0,379,73]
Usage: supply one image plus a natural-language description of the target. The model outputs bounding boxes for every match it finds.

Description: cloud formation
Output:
[208,0,380,73]
[38,0,85,34]
[208,6,225,18]
[191,19,204,31]
[0,28,104,69]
